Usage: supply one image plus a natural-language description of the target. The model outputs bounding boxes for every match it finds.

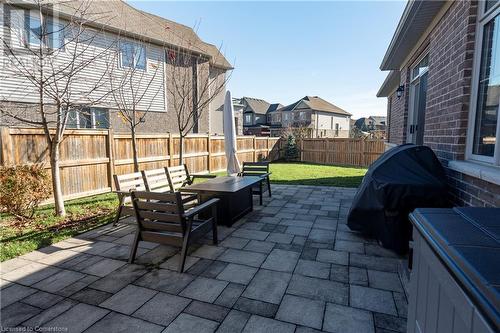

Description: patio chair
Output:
[142,168,170,193]
[129,190,219,272]
[113,172,146,226]
[165,164,216,202]
[240,161,272,205]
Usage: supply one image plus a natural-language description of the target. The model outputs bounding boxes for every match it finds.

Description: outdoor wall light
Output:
[396,85,405,98]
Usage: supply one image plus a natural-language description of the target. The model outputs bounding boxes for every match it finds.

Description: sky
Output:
[130,1,407,119]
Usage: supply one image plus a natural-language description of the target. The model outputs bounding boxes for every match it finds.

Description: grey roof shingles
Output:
[279,96,351,116]
[34,0,232,69]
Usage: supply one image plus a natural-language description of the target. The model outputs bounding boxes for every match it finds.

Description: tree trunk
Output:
[131,127,139,172]
[179,134,184,166]
[50,142,66,216]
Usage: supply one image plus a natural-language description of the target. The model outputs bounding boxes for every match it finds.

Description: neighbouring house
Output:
[273,96,352,138]
[0,0,232,135]
[210,98,243,136]
[237,97,276,136]
[353,116,387,139]
[377,0,500,207]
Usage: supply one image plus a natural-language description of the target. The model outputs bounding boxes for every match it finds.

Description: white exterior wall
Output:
[0,5,166,113]
[313,111,350,138]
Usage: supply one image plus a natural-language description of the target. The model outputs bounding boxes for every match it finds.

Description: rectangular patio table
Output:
[182,176,262,227]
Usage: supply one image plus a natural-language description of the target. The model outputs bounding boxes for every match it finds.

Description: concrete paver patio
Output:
[1,185,408,332]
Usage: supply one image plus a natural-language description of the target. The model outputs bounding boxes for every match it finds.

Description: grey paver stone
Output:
[80,258,125,277]
[368,270,403,292]
[90,264,148,293]
[374,313,407,332]
[323,303,374,333]
[164,313,219,333]
[214,283,246,308]
[287,275,348,305]
[349,254,399,272]
[1,283,37,308]
[179,277,229,303]
[330,264,349,283]
[232,229,270,241]
[286,227,311,236]
[221,237,250,249]
[244,240,275,254]
[294,259,330,279]
[201,261,229,278]
[316,249,348,265]
[70,287,113,305]
[261,249,300,272]
[133,292,191,326]
[276,295,324,329]
[134,269,194,294]
[217,263,258,285]
[19,290,62,309]
[160,255,199,271]
[393,292,408,318]
[242,315,296,333]
[242,269,291,304]
[22,299,77,328]
[185,300,230,322]
[350,285,397,315]
[191,245,227,260]
[44,302,109,333]
[1,302,41,328]
[216,310,250,333]
[85,311,164,333]
[349,266,368,286]
[334,240,364,254]
[266,233,294,244]
[33,270,85,293]
[1,262,60,286]
[218,249,267,267]
[233,297,279,318]
[100,285,158,314]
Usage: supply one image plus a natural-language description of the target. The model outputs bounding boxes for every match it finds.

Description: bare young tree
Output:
[108,37,162,172]
[166,44,231,164]
[0,0,115,216]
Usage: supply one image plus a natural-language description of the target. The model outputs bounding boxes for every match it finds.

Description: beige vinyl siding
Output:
[0,6,166,113]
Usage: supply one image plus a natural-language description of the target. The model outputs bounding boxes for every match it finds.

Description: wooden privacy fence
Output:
[0,127,280,200]
[0,127,385,201]
[297,138,385,167]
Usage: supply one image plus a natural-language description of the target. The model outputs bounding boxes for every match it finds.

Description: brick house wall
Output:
[385,0,500,207]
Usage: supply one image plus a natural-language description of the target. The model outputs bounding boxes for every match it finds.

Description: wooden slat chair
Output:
[240,161,272,205]
[129,190,219,272]
[113,172,146,225]
[165,164,216,206]
[142,168,170,193]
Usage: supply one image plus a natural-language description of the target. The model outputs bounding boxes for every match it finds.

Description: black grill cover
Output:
[347,144,450,254]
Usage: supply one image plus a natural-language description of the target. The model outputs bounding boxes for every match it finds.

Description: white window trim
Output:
[466,2,500,166]
[68,108,109,129]
[120,41,147,71]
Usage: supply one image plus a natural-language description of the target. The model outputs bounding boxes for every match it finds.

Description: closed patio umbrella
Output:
[223,90,241,175]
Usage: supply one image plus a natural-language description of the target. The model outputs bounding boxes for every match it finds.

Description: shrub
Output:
[0,164,51,219]
[284,134,299,161]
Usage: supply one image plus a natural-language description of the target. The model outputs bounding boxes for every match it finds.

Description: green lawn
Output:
[1,193,118,262]
[267,162,367,187]
[1,162,366,261]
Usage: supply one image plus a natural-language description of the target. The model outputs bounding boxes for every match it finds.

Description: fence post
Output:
[360,139,366,167]
[253,136,257,162]
[207,134,211,173]
[107,129,115,190]
[0,127,13,166]
[168,133,174,167]
[300,139,304,162]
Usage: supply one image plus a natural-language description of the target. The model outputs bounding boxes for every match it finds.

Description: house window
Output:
[67,108,109,129]
[468,3,500,164]
[120,42,146,70]
[24,13,64,49]
[244,113,252,125]
[299,111,306,121]
[335,123,340,136]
